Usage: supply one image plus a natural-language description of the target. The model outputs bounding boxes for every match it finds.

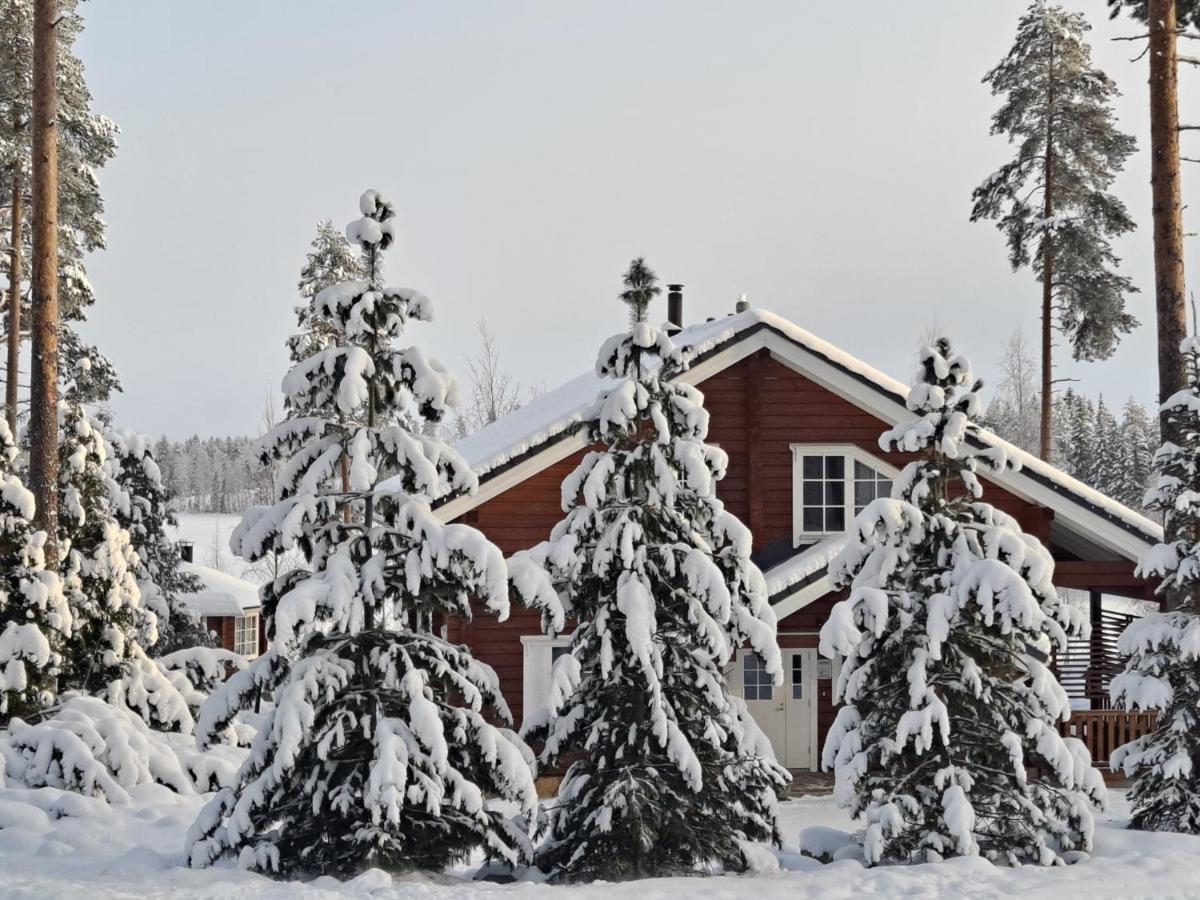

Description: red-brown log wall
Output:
[453,350,1067,728]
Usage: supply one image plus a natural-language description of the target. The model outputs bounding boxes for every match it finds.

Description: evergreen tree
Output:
[106,429,211,655]
[1064,389,1097,483]
[1111,336,1200,832]
[517,258,790,883]
[290,219,365,363]
[56,400,144,692]
[1107,0,1200,26]
[187,190,545,878]
[820,337,1104,866]
[0,418,69,722]
[54,399,192,731]
[0,0,119,420]
[58,327,121,406]
[1118,398,1156,510]
[972,2,1138,459]
[1092,396,1123,497]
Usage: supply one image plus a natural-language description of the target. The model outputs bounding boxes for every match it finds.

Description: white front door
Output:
[735,648,818,771]
[736,651,786,763]
[784,649,817,769]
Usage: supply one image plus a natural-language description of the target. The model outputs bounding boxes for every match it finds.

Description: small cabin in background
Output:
[176,543,265,657]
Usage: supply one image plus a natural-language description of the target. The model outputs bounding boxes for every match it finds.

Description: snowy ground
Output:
[0,786,1195,899]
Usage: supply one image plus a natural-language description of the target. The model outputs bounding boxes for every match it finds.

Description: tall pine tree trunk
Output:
[1041,239,1053,461]
[1149,0,1189,611]
[28,0,59,562]
[5,167,21,434]
[1040,41,1056,463]
[1149,0,1188,441]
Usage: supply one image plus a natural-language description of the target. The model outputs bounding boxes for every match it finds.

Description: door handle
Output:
[774,703,784,712]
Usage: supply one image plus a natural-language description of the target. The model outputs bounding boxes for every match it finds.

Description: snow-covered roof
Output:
[448,312,760,477]
[763,536,849,600]
[176,562,261,618]
[426,307,1161,557]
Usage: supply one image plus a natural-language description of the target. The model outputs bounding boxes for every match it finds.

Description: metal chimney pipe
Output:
[666,284,684,332]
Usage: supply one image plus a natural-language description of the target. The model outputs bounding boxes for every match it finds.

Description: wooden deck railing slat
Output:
[1058,709,1156,767]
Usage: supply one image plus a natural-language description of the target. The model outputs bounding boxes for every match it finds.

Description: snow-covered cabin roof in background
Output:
[176,562,261,618]
[422,307,1162,568]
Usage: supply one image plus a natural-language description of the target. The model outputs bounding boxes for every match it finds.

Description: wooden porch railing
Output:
[1058,709,1157,768]
[1052,608,1139,709]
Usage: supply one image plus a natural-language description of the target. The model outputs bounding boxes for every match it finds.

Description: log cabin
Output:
[421,294,1164,772]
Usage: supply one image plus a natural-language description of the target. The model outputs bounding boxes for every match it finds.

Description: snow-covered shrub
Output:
[186,191,550,879]
[157,646,247,708]
[1110,336,1200,833]
[517,258,790,883]
[819,338,1104,866]
[105,645,195,733]
[0,695,242,800]
[0,418,71,723]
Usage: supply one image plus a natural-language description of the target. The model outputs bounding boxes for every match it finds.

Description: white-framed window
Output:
[234,612,259,658]
[743,653,774,701]
[521,634,573,725]
[790,444,899,543]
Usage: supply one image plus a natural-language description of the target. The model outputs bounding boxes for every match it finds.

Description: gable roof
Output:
[177,562,261,618]
[427,307,1161,567]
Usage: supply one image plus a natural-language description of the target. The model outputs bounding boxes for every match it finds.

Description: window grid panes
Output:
[234,613,258,656]
[801,454,845,534]
[743,654,773,701]
[799,451,893,535]
[853,460,892,515]
[792,654,804,700]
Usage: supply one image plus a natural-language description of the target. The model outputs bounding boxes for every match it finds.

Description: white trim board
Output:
[772,574,836,621]
[519,633,572,728]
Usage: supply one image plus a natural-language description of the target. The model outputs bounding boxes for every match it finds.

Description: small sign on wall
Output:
[817,659,832,681]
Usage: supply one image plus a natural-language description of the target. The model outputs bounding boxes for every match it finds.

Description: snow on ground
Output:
[0,785,1195,899]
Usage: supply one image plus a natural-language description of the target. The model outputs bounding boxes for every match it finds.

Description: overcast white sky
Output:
[72,1,1200,439]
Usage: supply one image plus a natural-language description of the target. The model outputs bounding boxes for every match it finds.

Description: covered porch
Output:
[1051,561,1161,772]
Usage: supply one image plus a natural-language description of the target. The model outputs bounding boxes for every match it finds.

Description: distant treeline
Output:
[153,435,273,513]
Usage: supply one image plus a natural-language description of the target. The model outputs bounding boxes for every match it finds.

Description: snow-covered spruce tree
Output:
[106,429,210,655]
[819,338,1104,866]
[1110,337,1200,832]
[289,219,366,363]
[1118,398,1156,512]
[972,2,1137,459]
[186,190,545,879]
[0,418,70,723]
[516,258,790,883]
[1062,389,1096,484]
[1092,396,1123,499]
[54,399,192,732]
[287,219,369,504]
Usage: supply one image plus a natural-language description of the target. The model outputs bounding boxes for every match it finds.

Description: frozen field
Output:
[169,513,301,586]
[0,785,1195,899]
